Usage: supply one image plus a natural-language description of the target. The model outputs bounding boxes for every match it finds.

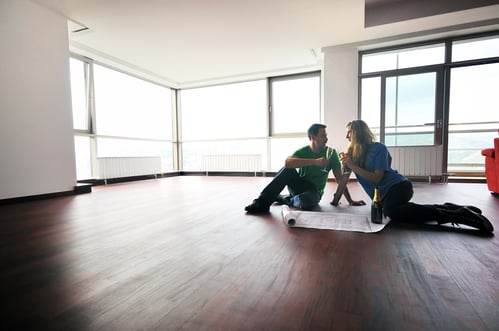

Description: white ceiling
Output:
[32,0,499,88]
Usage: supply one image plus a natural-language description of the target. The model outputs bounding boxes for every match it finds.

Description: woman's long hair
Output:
[347,120,377,168]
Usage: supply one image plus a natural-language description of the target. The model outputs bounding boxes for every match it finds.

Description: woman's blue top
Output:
[354,142,407,200]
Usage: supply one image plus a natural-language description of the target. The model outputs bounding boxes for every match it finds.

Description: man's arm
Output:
[285,155,325,169]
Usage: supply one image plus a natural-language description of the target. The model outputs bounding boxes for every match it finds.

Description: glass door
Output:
[384,71,442,146]
[447,62,499,173]
[360,69,443,147]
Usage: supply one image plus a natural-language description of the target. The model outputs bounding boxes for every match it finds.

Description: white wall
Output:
[323,44,359,154]
[0,0,76,199]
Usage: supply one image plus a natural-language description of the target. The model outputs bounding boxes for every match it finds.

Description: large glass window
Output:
[360,77,381,136]
[70,58,92,180]
[269,137,308,170]
[71,58,321,176]
[385,72,437,146]
[180,80,267,141]
[70,60,175,179]
[362,43,445,73]
[180,80,268,171]
[448,62,499,172]
[180,74,320,172]
[452,35,499,62]
[360,32,499,174]
[360,72,438,146]
[69,58,88,131]
[270,73,321,135]
[74,135,92,180]
[93,64,172,140]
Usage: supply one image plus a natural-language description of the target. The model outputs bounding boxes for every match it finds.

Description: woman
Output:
[340,120,493,233]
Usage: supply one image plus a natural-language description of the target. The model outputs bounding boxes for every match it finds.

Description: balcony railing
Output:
[371,121,499,175]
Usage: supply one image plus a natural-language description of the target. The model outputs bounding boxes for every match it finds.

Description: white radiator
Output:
[97,156,162,183]
[202,154,262,175]
[388,146,443,182]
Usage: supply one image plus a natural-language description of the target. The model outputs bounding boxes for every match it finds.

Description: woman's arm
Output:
[331,166,366,205]
[341,154,385,184]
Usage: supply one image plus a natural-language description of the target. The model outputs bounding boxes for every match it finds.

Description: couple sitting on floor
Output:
[245,122,493,234]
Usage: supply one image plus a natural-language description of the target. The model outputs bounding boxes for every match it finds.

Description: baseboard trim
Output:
[2,190,70,205]
[0,183,93,205]
[74,183,92,194]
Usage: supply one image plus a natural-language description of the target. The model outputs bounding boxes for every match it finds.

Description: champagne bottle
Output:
[371,186,383,224]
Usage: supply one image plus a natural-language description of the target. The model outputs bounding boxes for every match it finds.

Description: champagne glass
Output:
[339,152,351,173]
[322,146,333,172]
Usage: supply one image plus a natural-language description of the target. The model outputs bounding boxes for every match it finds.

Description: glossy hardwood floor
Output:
[1,176,498,331]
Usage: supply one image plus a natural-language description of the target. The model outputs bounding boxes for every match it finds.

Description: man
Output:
[245,123,364,214]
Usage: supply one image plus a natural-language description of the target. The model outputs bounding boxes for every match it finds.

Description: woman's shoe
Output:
[449,207,493,233]
[442,202,482,214]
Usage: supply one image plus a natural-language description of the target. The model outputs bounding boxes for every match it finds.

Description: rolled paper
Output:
[281,205,390,233]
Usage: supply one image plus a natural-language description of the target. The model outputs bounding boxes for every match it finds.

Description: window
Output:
[70,58,322,175]
[179,73,320,171]
[360,72,439,147]
[270,73,321,135]
[180,80,267,141]
[93,64,172,140]
[69,58,88,131]
[180,80,267,170]
[70,60,175,179]
[74,135,92,180]
[360,77,381,135]
[452,35,499,62]
[70,58,92,180]
[362,43,445,74]
[385,72,437,146]
[448,62,499,171]
[360,32,499,174]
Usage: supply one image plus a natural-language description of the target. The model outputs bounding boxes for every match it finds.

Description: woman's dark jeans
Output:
[383,180,437,222]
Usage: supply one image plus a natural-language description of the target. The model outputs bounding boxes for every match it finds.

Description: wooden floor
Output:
[1,176,498,331]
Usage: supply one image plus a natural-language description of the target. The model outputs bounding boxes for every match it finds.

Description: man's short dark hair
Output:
[307,123,326,139]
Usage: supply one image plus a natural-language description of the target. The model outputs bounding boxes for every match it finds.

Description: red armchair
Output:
[482,137,499,196]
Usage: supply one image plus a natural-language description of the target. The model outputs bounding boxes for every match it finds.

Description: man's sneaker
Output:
[274,195,292,206]
[452,207,494,233]
[245,198,270,214]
